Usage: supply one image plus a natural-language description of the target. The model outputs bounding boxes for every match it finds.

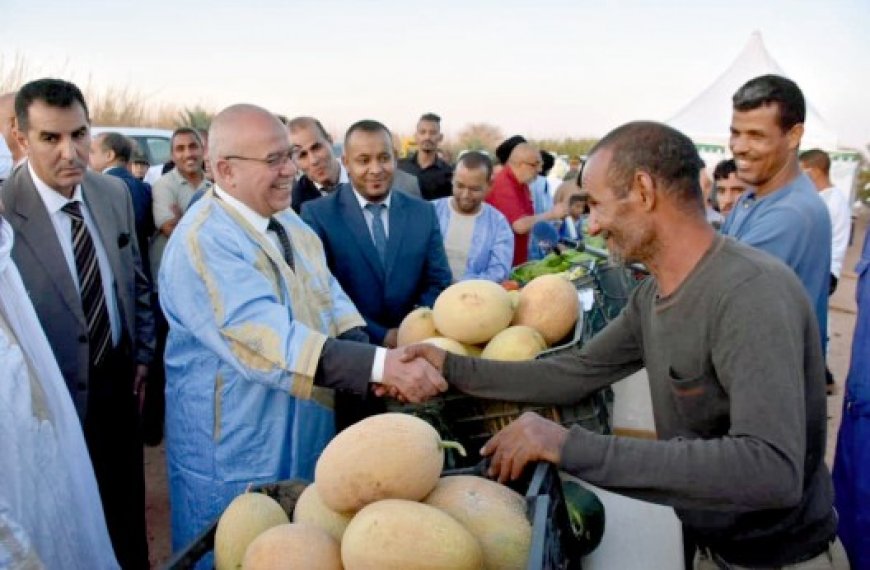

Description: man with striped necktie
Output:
[1,78,155,569]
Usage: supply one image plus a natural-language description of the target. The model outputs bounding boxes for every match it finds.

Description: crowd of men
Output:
[0,72,866,570]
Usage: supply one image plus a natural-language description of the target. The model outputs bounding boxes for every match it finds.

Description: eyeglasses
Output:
[223,151,294,170]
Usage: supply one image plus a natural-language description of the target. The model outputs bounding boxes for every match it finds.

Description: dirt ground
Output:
[143,208,868,568]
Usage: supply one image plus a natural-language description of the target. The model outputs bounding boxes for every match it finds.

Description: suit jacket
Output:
[291,175,323,214]
[1,166,155,417]
[301,184,452,344]
[105,166,155,280]
[292,171,422,214]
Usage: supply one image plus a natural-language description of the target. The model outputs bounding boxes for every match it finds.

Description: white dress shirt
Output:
[818,186,851,278]
[351,186,392,239]
[214,185,386,381]
[30,163,121,345]
[313,163,349,194]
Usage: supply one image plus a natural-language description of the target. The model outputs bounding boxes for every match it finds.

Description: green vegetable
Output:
[562,480,605,556]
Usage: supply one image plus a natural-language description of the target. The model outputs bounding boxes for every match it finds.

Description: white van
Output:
[90,126,173,183]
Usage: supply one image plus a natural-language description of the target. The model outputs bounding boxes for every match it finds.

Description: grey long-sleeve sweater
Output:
[445,236,836,567]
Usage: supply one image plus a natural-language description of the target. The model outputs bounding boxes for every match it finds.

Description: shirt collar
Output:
[312,162,349,191]
[29,162,84,215]
[213,185,270,235]
[351,185,392,211]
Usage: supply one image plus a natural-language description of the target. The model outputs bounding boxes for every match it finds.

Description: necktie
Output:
[267,217,295,271]
[61,202,112,366]
[364,203,387,264]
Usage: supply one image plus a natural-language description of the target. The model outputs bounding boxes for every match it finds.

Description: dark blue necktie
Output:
[267,217,295,271]
[364,203,387,264]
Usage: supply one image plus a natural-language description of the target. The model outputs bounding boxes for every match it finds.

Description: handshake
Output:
[372,344,450,403]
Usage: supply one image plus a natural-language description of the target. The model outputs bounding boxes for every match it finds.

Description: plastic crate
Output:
[163,462,585,570]
[387,302,612,468]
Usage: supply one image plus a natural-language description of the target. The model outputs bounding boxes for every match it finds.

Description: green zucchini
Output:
[562,480,605,556]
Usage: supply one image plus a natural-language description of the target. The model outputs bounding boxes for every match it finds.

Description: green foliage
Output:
[529,137,598,159]
[176,105,214,130]
[858,166,870,203]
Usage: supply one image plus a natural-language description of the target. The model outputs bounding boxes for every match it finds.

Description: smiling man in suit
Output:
[1,78,154,569]
[301,119,452,428]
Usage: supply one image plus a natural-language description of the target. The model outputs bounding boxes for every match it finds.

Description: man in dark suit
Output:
[89,131,155,280]
[301,119,452,428]
[1,78,155,569]
[288,115,420,213]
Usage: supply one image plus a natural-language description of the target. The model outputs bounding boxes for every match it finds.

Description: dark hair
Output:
[344,119,392,147]
[712,159,737,181]
[15,78,89,131]
[457,151,493,180]
[588,121,704,211]
[569,193,587,205]
[288,116,333,144]
[798,148,831,175]
[732,74,805,132]
[171,127,203,147]
[275,114,289,126]
[540,150,555,176]
[419,112,441,125]
[495,135,526,165]
[97,132,133,163]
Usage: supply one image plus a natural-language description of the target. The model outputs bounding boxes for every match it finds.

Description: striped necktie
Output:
[267,217,295,271]
[61,201,112,366]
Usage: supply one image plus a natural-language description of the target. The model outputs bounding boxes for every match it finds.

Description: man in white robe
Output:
[0,211,118,569]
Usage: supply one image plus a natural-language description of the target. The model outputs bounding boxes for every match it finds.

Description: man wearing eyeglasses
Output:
[158,105,448,556]
[486,142,567,266]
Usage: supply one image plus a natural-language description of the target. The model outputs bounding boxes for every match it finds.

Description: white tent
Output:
[667,31,861,200]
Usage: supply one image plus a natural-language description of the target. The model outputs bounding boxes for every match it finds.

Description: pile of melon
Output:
[398,276,579,361]
[214,413,533,570]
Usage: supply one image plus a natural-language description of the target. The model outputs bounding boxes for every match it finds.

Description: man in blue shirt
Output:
[722,75,831,358]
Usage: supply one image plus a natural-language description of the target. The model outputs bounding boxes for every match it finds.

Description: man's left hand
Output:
[133,364,149,413]
[482,412,569,483]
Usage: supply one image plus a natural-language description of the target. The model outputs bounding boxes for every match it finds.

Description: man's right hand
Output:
[399,342,448,373]
[375,347,448,403]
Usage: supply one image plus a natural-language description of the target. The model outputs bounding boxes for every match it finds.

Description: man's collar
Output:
[312,161,348,190]
[350,185,392,211]
[171,167,207,189]
[29,162,83,215]
[213,185,270,234]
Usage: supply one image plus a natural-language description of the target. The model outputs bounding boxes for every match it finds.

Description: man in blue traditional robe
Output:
[159,104,447,554]
[432,151,514,283]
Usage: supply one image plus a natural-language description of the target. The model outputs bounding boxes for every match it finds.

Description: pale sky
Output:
[2,0,868,150]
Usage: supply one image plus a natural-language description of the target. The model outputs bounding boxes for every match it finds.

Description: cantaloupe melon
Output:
[292,483,352,542]
[314,413,465,513]
[397,307,439,346]
[242,523,342,570]
[341,499,484,570]
[432,280,513,344]
[214,491,289,570]
[507,290,521,311]
[424,475,531,570]
[481,326,547,361]
[421,336,468,355]
[512,274,579,344]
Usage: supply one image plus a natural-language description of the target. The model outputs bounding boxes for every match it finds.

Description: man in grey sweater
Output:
[403,122,846,568]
